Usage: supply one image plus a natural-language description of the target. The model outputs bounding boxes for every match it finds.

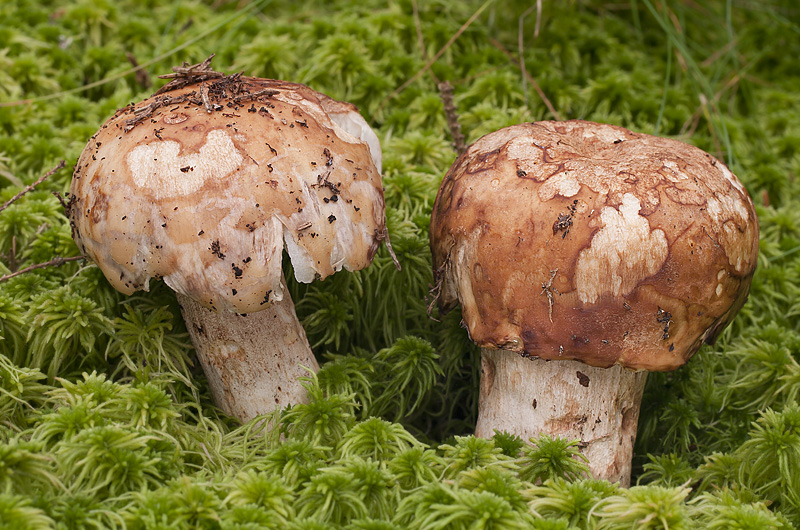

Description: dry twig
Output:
[0,160,66,215]
[155,54,225,95]
[377,228,402,271]
[122,93,190,132]
[489,38,561,120]
[411,0,440,84]
[377,0,495,114]
[200,83,213,113]
[125,52,152,89]
[438,82,466,156]
[0,256,85,283]
[230,88,278,103]
[518,0,542,107]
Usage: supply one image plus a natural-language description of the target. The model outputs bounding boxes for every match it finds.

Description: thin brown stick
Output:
[427,243,454,319]
[377,228,401,271]
[680,70,743,142]
[155,54,225,96]
[518,1,541,108]
[438,81,466,156]
[0,256,84,283]
[125,52,152,89]
[200,83,213,113]
[488,37,561,121]
[451,66,505,86]
[412,0,440,84]
[701,38,739,68]
[9,236,16,273]
[230,88,278,103]
[681,107,702,137]
[426,273,443,321]
[159,54,217,78]
[0,160,65,215]
[698,94,724,159]
[377,0,495,114]
[123,93,190,132]
[53,191,71,212]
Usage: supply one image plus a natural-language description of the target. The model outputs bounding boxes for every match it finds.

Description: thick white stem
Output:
[475,348,647,486]
[177,287,319,421]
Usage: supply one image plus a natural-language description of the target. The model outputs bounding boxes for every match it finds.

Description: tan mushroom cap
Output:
[70,76,385,313]
[431,120,759,371]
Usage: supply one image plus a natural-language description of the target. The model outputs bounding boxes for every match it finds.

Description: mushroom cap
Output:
[70,76,385,313]
[430,120,759,371]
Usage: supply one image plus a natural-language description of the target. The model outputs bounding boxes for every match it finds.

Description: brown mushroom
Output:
[69,74,388,421]
[430,120,759,485]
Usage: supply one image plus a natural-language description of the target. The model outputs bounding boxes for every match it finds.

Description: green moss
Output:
[0,0,798,525]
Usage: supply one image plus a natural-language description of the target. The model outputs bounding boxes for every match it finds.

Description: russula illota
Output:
[69,70,392,421]
[430,120,759,485]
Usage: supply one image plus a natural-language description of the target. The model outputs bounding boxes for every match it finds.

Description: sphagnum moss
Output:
[1,0,800,527]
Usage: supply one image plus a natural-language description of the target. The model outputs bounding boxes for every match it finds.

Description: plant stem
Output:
[177,278,319,421]
[475,348,647,486]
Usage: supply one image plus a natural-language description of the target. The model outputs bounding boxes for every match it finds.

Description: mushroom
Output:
[429,120,759,485]
[68,71,390,421]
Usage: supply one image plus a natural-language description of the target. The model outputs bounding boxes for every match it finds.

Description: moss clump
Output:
[1,0,799,526]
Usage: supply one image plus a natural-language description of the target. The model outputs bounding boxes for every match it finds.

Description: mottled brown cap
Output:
[70,76,385,313]
[430,120,759,371]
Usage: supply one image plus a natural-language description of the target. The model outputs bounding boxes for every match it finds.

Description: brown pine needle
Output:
[488,38,561,121]
[377,228,401,271]
[518,1,541,107]
[0,160,65,215]
[438,81,466,156]
[377,0,495,114]
[125,52,152,89]
[411,0,440,84]
[155,54,226,95]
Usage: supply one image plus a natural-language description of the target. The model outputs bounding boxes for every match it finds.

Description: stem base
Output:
[178,291,319,421]
[475,348,646,485]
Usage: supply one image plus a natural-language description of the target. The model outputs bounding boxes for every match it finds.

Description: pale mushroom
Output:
[429,120,759,485]
[69,72,388,421]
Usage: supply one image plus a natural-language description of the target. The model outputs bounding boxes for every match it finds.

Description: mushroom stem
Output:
[475,348,647,486]
[176,281,319,421]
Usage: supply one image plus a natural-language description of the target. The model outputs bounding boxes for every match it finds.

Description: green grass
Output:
[1,0,799,527]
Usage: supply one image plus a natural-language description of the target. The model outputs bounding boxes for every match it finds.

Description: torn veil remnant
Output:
[430,120,759,485]
[69,57,388,421]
